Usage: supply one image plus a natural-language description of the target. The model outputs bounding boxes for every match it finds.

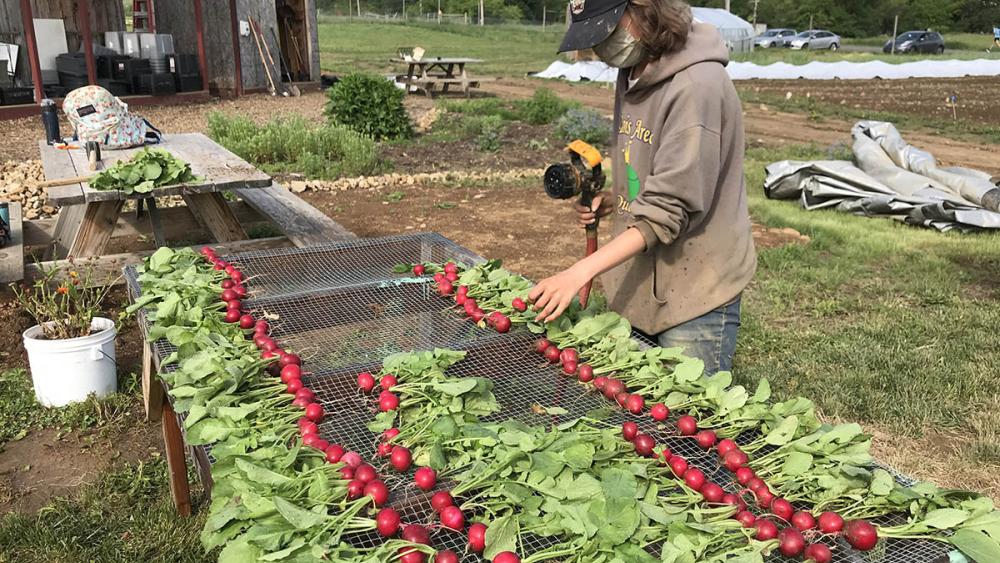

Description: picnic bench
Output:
[393,57,495,98]
[0,133,354,284]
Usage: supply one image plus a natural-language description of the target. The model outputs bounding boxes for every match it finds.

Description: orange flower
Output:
[69,270,79,278]
[56,286,69,295]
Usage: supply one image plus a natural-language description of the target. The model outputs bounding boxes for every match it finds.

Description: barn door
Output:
[275,0,308,81]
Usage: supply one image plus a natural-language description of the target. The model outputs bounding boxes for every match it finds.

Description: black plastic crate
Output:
[174,73,203,92]
[0,87,35,106]
[112,58,151,81]
[98,55,129,79]
[56,53,88,76]
[98,79,131,97]
[58,72,89,91]
[132,72,176,95]
[166,53,200,75]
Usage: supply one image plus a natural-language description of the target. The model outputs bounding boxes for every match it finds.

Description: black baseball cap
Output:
[558,0,629,53]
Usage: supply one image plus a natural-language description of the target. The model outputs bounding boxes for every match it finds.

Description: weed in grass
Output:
[474,115,505,152]
[554,107,612,146]
[206,112,386,181]
[325,72,412,141]
[517,88,580,125]
[385,191,406,202]
[434,201,457,209]
[528,138,549,150]
[0,459,208,562]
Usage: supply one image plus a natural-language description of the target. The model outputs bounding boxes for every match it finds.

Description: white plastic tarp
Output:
[532,58,1000,82]
[763,121,1000,232]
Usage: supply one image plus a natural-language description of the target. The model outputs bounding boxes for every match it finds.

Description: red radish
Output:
[723,450,749,471]
[238,315,254,329]
[735,510,757,527]
[470,309,485,323]
[302,433,322,448]
[772,498,794,521]
[615,392,629,408]
[755,519,779,540]
[376,508,400,537]
[357,372,376,392]
[650,403,669,421]
[224,265,236,275]
[535,338,552,354]
[364,480,389,506]
[381,375,398,390]
[455,294,467,306]
[339,467,354,480]
[716,439,738,457]
[701,483,724,503]
[230,271,243,282]
[304,403,324,421]
[226,300,242,312]
[254,334,272,349]
[747,478,767,492]
[221,289,238,302]
[633,434,655,457]
[281,364,302,382]
[818,512,844,534]
[695,430,717,449]
[397,548,426,563]
[670,456,688,477]
[402,524,431,545]
[254,319,269,330]
[379,391,399,411]
[376,442,392,457]
[622,421,639,441]
[456,285,469,296]
[494,315,511,333]
[300,421,318,437]
[577,364,594,382]
[286,379,303,394]
[543,346,561,363]
[735,467,755,485]
[756,488,775,508]
[721,494,742,507]
[233,285,247,299]
[792,511,817,531]
[493,553,520,563]
[262,340,279,352]
[683,468,706,491]
[468,523,487,552]
[559,348,578,364]
[355,464,377,484]
[594,376,608,390]
[221,279,234,289]
[844,520,878,551]
[511,298,527,312]
[677,415,698,436]
[779,527,806,557]
[437,280,454,296]
[444,262,458,274]
[313,439,330,451]
[659,447,672,464]
[390,446,412,472]
[804,543,832,563]
[463,300,478,315]
[383,428,400,441]
[433,551,458,563]
[347,479,365,499]
[440,506,465,531]
[224,310,241,323]
[291,396,310,408]
[431,491,453,512]
[414,467,437,491]
[213,261,227,271]
[341,451,362,468]
[413,264,426,276]
[603,379,625,399]
[433,273,445,283]
[295,388,315,402]
[325,444,344,463]
[562,360,578,375]
[625,394,645,414]
[279,353,301,367]
[487,311,503,327]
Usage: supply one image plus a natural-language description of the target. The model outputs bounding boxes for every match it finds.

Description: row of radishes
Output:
[355,369,522,563]
[418,262,525,333]
[530,337,878,563]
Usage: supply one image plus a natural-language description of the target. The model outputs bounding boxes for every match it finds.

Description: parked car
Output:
[883,31,945,54]
[755,28,797,48]
[788,30,841,50]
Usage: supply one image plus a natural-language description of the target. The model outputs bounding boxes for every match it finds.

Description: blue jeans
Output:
[655,296,741,375]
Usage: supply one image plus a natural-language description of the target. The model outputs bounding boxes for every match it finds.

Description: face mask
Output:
[594,22,647,68]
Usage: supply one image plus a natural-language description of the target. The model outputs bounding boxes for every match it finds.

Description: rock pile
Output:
[286,168,545,193]
[1,159,51,219]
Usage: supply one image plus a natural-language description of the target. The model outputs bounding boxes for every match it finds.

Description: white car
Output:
[789,30,841,51]
[755,28,797,48]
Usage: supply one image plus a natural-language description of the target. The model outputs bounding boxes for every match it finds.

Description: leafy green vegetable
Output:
[89,148,197,194]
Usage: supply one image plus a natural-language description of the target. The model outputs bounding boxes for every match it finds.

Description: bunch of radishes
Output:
[414,261,517,334]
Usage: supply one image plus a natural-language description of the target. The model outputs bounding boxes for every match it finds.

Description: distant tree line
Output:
[317,0,1000,35]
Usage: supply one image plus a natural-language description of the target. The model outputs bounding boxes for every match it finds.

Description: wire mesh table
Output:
[125,232,960,562]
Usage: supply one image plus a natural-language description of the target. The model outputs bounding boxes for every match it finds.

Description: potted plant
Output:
[12,262,118,407]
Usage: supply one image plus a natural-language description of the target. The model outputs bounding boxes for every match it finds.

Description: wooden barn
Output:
[0,0,320,118]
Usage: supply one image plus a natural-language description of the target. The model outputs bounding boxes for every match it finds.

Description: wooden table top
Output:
[41,133,272,206]
[391,57,484,65]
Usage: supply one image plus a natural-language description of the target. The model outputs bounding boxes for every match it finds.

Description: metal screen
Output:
[123,233,961,563]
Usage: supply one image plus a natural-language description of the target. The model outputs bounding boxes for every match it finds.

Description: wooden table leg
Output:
[181,192,247,242]
[442,63,454,94]
[459,63,470,98]
[142,341,164,422]
[68,200,125,258]
[46,203,87,260]
[145,198,167,247]
[162,399,192,517]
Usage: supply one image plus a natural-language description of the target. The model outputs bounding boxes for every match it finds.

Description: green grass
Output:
[732,47,997,65]
[736,87,1000,146]
[738,144,1000,463]
[846,32,994,52]
[0,369,140,447]
[0,460,208,562]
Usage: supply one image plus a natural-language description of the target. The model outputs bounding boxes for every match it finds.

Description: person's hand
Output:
[528,264,593,323]
[574,195,613,228]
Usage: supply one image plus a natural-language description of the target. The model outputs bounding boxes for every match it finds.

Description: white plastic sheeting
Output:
[533,58,1000,82]
[764,121,1000,232]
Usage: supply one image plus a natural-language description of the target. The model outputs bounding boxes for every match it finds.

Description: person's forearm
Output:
[573,227,647,280]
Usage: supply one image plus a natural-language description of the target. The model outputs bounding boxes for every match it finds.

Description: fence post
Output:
[542,5,546,31]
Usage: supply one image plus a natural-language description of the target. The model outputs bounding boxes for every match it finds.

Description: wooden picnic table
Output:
[39,133,273,259]
[392,57,493,98]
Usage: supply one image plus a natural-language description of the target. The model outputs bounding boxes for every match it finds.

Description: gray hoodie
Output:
[602,23,757,334]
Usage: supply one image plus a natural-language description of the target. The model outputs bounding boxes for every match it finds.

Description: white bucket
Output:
[22,317,118,407]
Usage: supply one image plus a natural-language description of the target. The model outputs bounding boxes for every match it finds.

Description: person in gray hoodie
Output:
[528,0,756,374]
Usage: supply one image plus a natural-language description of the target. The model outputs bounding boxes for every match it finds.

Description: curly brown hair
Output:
[627,0,693,59]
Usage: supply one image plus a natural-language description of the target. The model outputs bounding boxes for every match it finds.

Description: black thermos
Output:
[41,98,61,145]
